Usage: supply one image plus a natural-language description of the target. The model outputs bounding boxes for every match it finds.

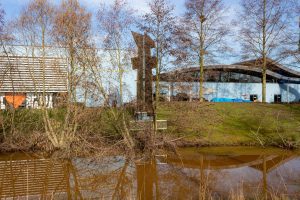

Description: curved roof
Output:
[159,59,300,83]
[234,58,300,78]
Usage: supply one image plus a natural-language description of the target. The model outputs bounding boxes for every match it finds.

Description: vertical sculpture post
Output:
[131,32,157,114]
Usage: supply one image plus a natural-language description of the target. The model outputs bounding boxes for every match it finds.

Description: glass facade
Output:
[190,71,278,83]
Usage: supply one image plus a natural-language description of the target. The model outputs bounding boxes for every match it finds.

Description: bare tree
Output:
[97,0,135,106]
[9,0,57,113]
[139,0,176,107]
[174,0,229,102]
[52,0,92,148]
[17,0,55,108]
[0,3,8,48]
[11,0,66,148]
[238,0,293,102]
[12,0,54,56]
[283,1,300,66]
[0,4,4,37]
[295,3,300,61]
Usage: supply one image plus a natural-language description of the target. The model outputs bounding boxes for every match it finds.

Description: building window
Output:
[274,95,282,103]
[250,94,258,102]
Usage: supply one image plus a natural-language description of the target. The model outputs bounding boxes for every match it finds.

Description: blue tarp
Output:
[211,98,252,103]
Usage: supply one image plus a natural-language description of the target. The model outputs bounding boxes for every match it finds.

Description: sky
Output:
[1,0,240,22]
[1,0,242,52]
[1,0,242,49]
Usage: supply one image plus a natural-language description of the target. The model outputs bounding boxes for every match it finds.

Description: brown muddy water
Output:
[0,147,299,200]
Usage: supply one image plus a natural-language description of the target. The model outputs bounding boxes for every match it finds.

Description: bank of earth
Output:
[158,102,300,149]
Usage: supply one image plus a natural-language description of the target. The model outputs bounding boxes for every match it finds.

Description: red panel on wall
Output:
[5,93,26,108]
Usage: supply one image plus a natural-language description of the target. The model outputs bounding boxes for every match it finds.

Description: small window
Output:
[274,94,282,103]
[250,94,258,102]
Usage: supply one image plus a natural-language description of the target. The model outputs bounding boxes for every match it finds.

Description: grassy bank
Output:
[157,102,300,148]
[0,107,131,154]
[0,102,299,153]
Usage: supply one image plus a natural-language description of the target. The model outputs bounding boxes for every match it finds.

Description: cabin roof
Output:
[0,56,68,93]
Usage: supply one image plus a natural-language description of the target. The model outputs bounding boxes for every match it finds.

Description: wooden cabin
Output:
[0,56,68,109]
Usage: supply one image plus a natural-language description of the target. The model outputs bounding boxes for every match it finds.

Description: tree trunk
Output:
[262,0,267,103]
[199,50,204,102]
[154,44,160,135]
[155,45,160,107]
[118,49,123,106]
[199,15,205,103]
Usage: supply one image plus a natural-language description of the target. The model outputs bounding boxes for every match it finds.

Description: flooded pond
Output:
[0,147,299,199]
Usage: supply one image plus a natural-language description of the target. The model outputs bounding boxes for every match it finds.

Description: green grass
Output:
[157,102,300,148]
[0,107,131,141]
[0,103,299,151]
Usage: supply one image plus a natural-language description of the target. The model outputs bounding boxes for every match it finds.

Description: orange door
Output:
[5,93,26,108]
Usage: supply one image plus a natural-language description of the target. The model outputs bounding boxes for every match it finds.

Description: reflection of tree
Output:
[262,155,267,200]
[1,153,298,199]
[136,159,160,200]
[0,156,69,199]
[63,157,136,199]
[112,159,130,200]
[1,156,131,199]
[146,158,200,199]
[60,154,300,199]
[199,154,205,200]
[63,159,83,200]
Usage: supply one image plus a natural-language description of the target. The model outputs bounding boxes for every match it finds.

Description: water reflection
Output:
[0,147,299,199]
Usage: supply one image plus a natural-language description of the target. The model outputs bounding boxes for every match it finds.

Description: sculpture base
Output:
[129,120,168,131]
[130,112,167,131]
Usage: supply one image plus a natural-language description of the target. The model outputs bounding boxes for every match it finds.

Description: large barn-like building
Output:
[158,59,300,103]
[0,56,68,109]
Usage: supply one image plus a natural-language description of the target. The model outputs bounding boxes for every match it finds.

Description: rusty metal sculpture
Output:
[131,32,157,113]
